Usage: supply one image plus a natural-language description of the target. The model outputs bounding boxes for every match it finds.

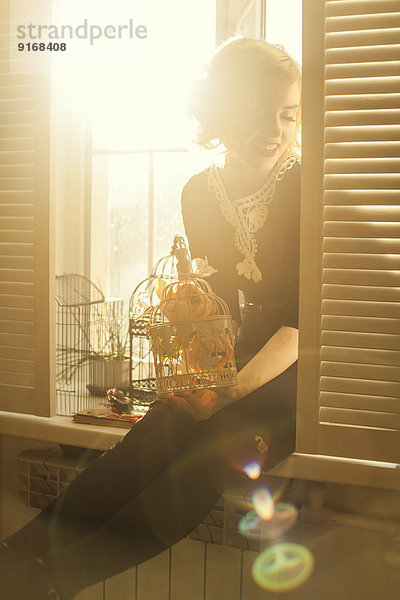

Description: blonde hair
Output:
[190,37,301,157]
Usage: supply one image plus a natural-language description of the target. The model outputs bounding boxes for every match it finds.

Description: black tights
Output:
[4,363,296,598]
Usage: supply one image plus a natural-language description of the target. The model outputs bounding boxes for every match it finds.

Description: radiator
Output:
[16,448,271,600]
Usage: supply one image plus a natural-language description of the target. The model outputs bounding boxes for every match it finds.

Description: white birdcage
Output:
[128,239,181,395]
[147,240,238,394]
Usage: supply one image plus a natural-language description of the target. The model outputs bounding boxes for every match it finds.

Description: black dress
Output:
[2,160,300,600]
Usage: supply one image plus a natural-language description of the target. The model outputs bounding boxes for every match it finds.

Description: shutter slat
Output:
[0,139,35,152]
[0,256,34,269]
[321,375,400,397]
[0,242,34,255]
[325,125,400,142]
[326,94,400,111]
[326,61,400,78]
[321,391,399,413]
[326,45,400,64]
[0,216,34,229]
[0,230,34,242]
[0,320,34,334]
[324,189,400,205]
[321,360,400,381]
[319,406,400,429]
[324,222,400,238]
[0,151,34,165]
[326,110,400,126]
[0,346,34,360]
[325,173,400,188]
[0,190,34,202]
[0,268,34,282]
[321,330,400,350]
[0,281,34,295]
[0,98,35,111]
[321,345,400,367]
[0,294,33,308]
[322,298,400,318]
[0,112,35,125]
[0,332,34,347]
[0,125,35,138]
[0,358,34,374]
[325,156,400,171]
[326,29,400,49]
[326,77,400,94]
[0,165,35,177]
[324,205,400,221]
[322,315,400,334]
[326,1,400,17]
[326,13,400,32]
[323,237,400,253]
[0,87,35,100]
[0,370,34,386]
[323,253,400,270]
[323,284,400,302]
[0,204,34,216]
[0,178,35,191]
[325,142,400,158]
[0,307,34,320]
[323,268,400,286]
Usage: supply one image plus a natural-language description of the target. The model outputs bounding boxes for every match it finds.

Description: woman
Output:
[1,37,301,600]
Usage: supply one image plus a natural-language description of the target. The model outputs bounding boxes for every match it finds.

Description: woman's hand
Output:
[159,385,240,421]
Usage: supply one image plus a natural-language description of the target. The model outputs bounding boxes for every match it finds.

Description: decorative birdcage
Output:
[147,240,238,394]
[128,238,181,394]
[55,274,126,415]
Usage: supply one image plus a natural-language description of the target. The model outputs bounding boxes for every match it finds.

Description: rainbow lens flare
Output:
[252,487,274,520]
[260,502,298,540]
[243,461,261,479]
[252,543,315,592]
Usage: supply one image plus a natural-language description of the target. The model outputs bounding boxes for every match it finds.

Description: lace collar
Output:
[207,156,297,283]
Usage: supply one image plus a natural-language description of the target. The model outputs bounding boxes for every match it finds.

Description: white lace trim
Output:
[207,156,297,283]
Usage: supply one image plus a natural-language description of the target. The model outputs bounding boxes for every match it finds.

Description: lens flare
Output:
[244,461,261,479]
[252,543,315,592]
[238,510,261,540]
[260,502,298,540]
[239,502,298,541]
[252,487,274,520]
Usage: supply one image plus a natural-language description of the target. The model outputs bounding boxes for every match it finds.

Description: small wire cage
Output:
[148,242,238,394]
[128,242,180,395]
[55,274,126,415]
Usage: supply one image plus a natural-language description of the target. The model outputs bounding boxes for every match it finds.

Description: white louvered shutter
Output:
[298,0,400,464]
[0,0,55,416]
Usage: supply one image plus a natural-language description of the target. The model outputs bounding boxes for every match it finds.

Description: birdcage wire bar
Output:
[128,245,179,396]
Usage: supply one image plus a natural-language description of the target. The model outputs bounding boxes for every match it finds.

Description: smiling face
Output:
[229,78,301,175]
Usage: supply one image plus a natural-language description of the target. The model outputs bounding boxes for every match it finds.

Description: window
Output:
[89,1,217,304]
[1,0,399,491]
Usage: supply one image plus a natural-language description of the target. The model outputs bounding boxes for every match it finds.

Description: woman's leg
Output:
[3,401,201,563]
[10,365,297,599]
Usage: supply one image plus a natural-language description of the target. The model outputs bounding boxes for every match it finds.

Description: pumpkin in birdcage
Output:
[147,236,238,393]
[159,279,219,323]
[187,327,234,372]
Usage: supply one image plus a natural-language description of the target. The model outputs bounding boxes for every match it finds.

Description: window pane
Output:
[153,150,210,262]
[107,154,149,303]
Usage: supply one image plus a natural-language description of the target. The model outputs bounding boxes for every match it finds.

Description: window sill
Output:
[1,411,399,491]
[0,411,125,450]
